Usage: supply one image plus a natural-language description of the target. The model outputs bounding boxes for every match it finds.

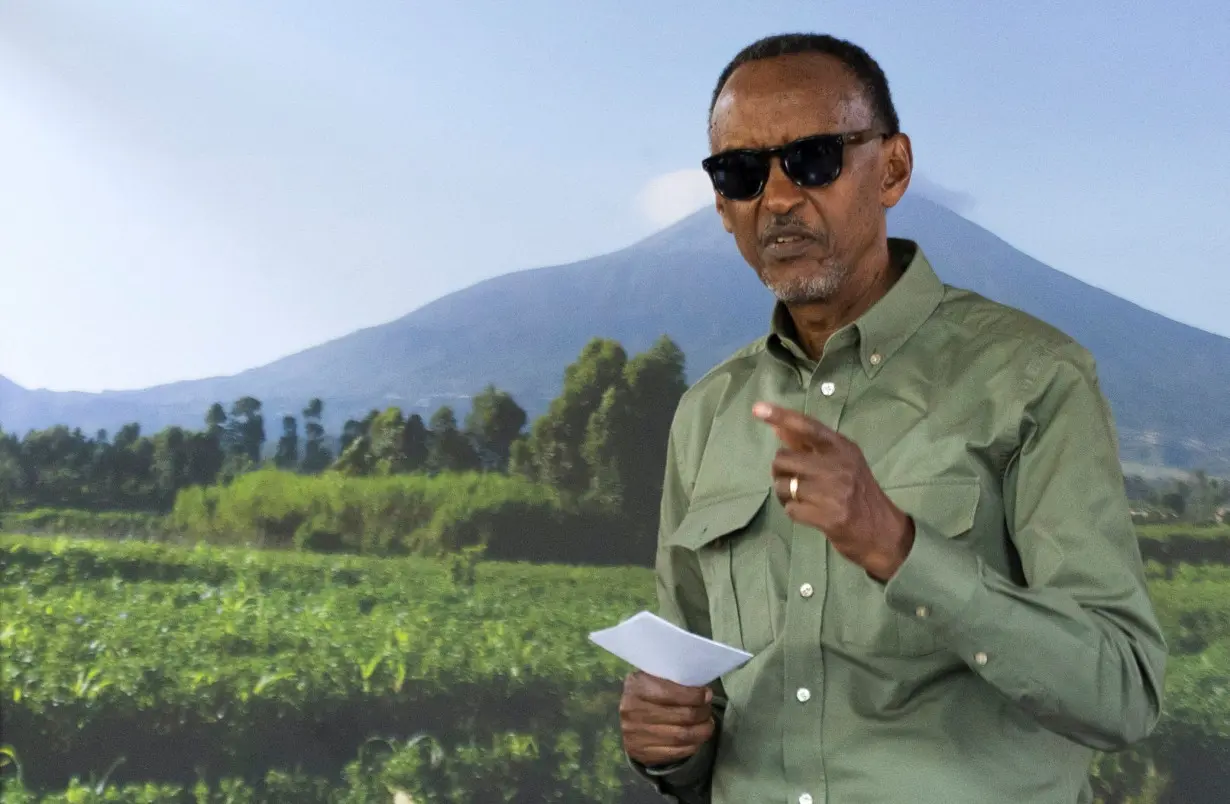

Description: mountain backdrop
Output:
[3,195,1228,474]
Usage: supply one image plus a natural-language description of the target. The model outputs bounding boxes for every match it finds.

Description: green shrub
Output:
[165,470,569,558]
[0,509,165,541]
[1137,525,1230,569]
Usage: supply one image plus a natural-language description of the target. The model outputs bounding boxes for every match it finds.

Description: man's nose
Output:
[761,157,805,214]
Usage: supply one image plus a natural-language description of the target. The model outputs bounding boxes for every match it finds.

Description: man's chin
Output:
[765,275,844,305]
[771,287,834,305]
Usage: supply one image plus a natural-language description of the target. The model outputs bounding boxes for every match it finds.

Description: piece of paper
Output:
[588,610,753,686]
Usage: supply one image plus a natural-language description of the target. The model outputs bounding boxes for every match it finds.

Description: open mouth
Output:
[763,235,815,258]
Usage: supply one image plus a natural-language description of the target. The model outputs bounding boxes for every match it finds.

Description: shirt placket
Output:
[781,344,858,804]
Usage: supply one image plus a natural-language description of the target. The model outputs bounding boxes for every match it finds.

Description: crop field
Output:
[1,531,1228,803]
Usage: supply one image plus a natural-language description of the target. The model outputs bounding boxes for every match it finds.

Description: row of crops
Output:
[2,529,1229,802]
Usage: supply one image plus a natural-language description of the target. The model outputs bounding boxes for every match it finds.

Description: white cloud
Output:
[637,168,715,228]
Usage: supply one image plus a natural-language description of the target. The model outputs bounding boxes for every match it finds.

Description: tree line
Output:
[2,331,1226,529]
[0,335,688,538]
[1125,471,1229,526]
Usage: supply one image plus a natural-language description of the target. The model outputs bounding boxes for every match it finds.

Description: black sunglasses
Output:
[701,129,885,201]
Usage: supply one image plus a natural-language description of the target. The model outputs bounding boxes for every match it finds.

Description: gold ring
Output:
[789,476,799,501]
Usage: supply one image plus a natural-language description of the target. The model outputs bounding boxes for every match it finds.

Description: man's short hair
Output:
[709,33,901,136]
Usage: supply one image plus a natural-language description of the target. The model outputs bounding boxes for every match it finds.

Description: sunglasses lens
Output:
[706,152,768,200]
[704,135,848,199]
[783,136,843,187]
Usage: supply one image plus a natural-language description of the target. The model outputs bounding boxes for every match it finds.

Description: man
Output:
[618,33,1168,804]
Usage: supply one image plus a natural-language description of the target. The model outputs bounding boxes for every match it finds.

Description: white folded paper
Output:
[588,610,753,686]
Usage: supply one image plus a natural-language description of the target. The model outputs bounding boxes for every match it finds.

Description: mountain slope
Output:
[3,196,1227,472]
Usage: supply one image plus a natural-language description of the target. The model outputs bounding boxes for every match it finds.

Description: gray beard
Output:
[764,262,850,304]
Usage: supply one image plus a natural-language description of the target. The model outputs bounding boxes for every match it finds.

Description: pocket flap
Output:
[665,488,771,551]
[883,479,980,538]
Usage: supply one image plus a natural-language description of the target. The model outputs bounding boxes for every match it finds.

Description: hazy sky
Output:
[2,0,1227,392]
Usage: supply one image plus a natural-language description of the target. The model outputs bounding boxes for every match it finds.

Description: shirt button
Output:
[870,352,882,365]
[915,606,929,618]
[799,582,814,598]
[975,651,989,666]
[799,795,813,804]
[796,687,811,702]
[820,381,835,396]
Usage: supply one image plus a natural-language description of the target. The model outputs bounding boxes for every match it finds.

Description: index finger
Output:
[752,402,837,447]
[631,671,713,706]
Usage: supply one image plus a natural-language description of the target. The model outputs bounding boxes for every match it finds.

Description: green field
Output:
[2,532,1228,803]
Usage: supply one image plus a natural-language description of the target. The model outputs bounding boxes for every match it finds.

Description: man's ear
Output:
[881,133,913,208]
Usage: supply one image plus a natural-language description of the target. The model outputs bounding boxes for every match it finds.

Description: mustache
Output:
[760,216,827,247]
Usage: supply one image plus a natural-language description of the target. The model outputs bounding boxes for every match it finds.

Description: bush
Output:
[1137,525,1230,570]
[166,470,564,557]
[162,469,653,565]
[0,509,165,541]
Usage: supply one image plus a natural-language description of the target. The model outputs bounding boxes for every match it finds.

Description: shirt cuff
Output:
[881,515,983,628]
[625,713,721,801]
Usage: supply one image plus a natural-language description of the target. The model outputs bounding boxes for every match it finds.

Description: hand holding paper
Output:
[589,610,753,686]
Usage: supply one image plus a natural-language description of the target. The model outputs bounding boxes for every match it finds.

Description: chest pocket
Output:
[827,478,982,656]
[665,488,776,657]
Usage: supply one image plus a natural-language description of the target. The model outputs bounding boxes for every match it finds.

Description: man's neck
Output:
[787,242,903,360]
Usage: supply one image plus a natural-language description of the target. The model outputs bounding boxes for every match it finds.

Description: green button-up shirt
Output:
[628,239,1167,804]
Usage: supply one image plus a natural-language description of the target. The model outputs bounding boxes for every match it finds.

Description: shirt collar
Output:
[766,238,945,375]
